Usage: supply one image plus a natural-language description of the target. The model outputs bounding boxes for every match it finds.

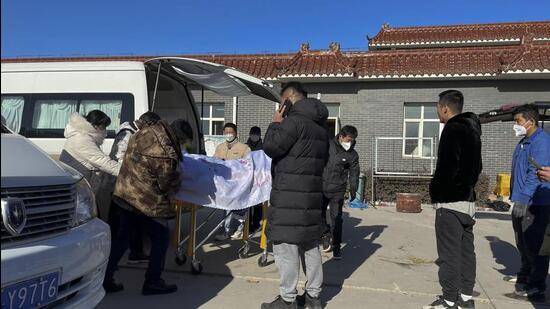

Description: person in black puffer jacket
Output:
[261,82,328,309]
[321,125,360,259]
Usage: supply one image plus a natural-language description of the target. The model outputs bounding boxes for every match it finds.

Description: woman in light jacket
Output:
[60,110,121,217]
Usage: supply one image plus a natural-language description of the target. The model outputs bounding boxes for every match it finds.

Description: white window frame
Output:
[402,103,441,159]
[326,103,340,136]
[198,103,225,136]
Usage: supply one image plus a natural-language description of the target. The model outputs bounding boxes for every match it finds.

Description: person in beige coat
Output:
[213,122,251,241]
[59,110,121,219]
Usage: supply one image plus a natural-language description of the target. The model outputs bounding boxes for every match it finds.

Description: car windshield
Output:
[1,122,12,134]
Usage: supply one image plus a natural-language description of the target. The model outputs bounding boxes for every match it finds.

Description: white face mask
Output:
[513,123,529,137]
[341,141,352,151]
[225,134,236,142]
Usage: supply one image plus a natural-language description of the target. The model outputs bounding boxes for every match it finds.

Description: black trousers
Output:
[106,207,170,282]
[512,204,550,291]
[322,194,345,250]
[108,202,145,256]
[435,208,476,302]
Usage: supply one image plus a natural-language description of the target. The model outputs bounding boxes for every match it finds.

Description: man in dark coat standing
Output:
[424,90,482,309]
[261,82,329,309]
[246,126,264,231]
[321,125,360,260]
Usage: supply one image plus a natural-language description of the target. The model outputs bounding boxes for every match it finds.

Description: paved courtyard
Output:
[98,205,550,309]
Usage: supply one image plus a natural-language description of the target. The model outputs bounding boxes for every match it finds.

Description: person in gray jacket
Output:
[107,112,161,264]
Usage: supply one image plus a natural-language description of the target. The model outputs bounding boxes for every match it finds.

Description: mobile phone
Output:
[279,100,292,118]
[528,156,542,169]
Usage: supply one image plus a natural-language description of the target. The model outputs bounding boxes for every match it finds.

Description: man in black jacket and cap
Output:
[321,125,360,260]
[424,90,482,309]
[261,82,328,309]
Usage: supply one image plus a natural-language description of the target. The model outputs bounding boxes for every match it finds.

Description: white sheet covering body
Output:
[176,150,272,210]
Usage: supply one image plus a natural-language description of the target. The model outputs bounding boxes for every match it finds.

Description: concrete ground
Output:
[98,205,550,309]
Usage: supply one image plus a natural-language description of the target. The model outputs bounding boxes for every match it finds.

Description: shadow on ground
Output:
[322,211,387,303]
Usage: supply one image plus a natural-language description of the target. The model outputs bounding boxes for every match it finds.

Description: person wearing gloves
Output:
[508,104,550,301]
[321,125,360,260]
[59,110,121,219]
[213,122,251,241]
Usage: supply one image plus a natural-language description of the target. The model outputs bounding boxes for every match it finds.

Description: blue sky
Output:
[2,0,549,58]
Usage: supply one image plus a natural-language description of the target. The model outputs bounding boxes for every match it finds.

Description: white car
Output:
[1,122,110,309]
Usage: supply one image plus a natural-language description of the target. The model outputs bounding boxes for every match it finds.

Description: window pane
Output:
[326,104,340,118]
[423,122,440,139]
[326,119,337,138]
[405,104,422,119]
[405,122,419,137]
[405,140,419,156]
[201,120,210,134]
[32,100,78,129]
[424,104,438,119]
[212,121,224,136]
[196,103,210,118]
[211,103,225,118]
[1,96,25,133]
[422,139,434,157]
[80,100,123,130]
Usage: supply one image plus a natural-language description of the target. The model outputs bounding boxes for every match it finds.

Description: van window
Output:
[1,93,134,138]
[79,100,123,131]
[32,100,78,129]
[1,96,25,133]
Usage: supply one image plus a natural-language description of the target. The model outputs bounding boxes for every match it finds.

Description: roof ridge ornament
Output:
[329,42,341,53]
[300,42,310,53]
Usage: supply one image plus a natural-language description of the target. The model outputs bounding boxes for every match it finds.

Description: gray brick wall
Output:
[194,79,550,200]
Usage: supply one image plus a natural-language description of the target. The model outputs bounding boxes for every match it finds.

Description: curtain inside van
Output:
[32,100,78,129]
[80,100,123,130]
[1,96,25,133]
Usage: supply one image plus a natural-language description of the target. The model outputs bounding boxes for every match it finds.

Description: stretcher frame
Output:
[171,201,272,275]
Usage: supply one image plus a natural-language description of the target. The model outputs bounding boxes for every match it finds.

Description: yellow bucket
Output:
[494,173,511,197]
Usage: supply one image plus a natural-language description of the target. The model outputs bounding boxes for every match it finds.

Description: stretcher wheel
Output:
[257,254,268,267]
[175,254,187,266]
[191,261,203,275]
[238,243,250,259]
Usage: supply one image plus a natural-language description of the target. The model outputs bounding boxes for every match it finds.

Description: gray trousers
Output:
[273,242,323,302]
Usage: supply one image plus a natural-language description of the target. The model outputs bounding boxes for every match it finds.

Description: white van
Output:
[0,58,280,156]
[1,121,111,308]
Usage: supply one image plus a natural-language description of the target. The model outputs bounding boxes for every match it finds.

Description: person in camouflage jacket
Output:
[105,119,191,296]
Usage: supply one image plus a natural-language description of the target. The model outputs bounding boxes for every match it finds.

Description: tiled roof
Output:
[357,43,550,78]
[368,21,550,49]
[2,29,550,80]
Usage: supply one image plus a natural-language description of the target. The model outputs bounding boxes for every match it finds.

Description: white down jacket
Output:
[59,113,121,185]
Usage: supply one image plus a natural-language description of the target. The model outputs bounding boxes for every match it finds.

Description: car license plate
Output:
[1,271,59,309]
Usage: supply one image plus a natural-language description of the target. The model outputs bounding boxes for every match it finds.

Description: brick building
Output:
[3,21,550,202]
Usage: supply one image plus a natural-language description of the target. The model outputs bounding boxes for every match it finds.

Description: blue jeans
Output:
[106,207,170,282]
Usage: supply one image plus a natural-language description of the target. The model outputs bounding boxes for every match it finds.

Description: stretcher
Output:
[171,201,272,275]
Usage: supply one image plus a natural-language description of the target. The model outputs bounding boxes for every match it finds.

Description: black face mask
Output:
[250,135,260,143]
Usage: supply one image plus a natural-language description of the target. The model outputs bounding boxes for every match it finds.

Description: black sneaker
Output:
[127,253,150,264]
[423,296,458,309]
[142,279,177,296]
[457,297,475,309]
[503,275,517,283]
[103,278,124,294]
[322,234,332,252]
[514,287,546,301]
[304,293,322,309]
[261,296,297,309]
[332,247,342,260]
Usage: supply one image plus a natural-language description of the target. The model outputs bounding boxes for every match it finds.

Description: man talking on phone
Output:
[508,104,550,301]
[261,82,328,309]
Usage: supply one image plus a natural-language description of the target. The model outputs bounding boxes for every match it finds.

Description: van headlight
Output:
[74,178,98,226]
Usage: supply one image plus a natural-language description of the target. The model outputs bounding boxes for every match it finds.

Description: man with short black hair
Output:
[508,104,550,300]
[214,122,251,241]
[425,90,482,309]
[321,125,360,260]
[262,82,328,309]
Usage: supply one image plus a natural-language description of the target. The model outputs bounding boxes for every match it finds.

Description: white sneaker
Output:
[231,225,244,240]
